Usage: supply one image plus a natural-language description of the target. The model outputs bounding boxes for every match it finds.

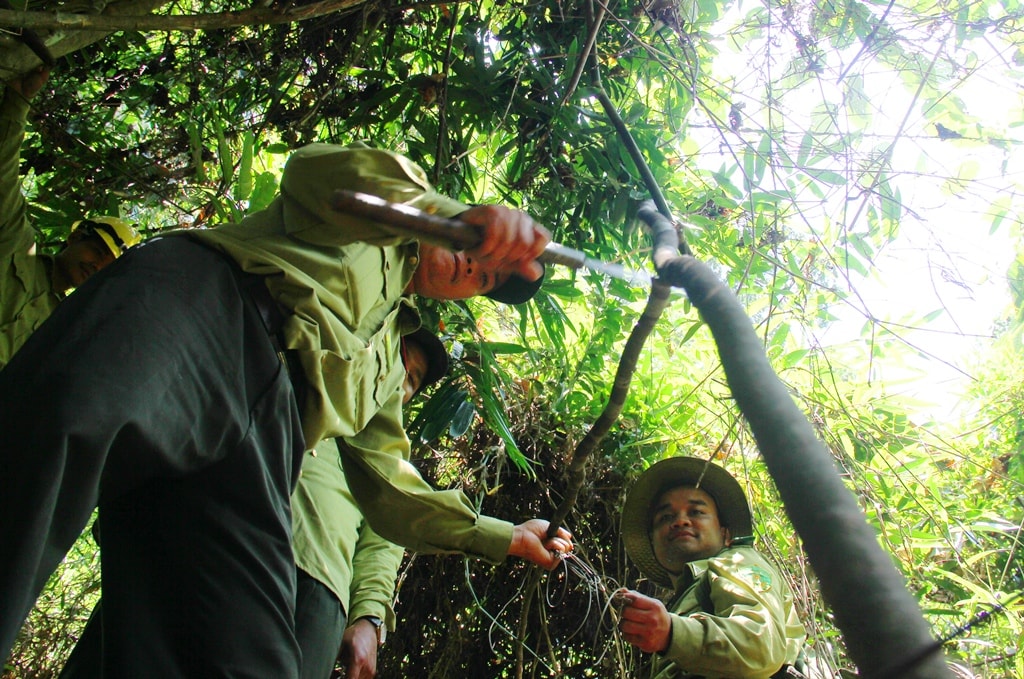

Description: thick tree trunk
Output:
[654,249,953,679]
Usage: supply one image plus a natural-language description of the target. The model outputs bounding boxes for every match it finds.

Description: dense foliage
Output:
[3,0,1022,676]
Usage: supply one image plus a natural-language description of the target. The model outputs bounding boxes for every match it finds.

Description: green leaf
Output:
[214,116,232,188]
[187,120,205,182]
[449,399,476,438]
[248,172,280,215]
[804,167,848,186]
[410,384,467,444]
[236,131,254,201]
[479,386,532,474]
[796,132,814,167]
[466,341,528,355]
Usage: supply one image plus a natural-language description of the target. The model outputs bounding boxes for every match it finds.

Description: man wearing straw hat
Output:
[616,457,807,678]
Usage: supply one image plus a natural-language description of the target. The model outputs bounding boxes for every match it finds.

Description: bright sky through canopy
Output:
[683,0,1020,420]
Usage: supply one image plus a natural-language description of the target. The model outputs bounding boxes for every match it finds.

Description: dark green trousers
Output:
[62,564,348,679]
[294,568,347,679]
[0,237,305,677]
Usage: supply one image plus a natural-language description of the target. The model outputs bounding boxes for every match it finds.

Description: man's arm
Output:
[337,387,571,567]
[619,549,796,678]
[0,67,48,255]
[277,145,548,282]
[339,522,404,679]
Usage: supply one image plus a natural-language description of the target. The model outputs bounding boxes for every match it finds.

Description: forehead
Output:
[66,235,111,258]
[652,486,718,515]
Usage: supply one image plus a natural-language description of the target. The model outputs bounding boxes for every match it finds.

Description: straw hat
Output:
[621,457,753,587]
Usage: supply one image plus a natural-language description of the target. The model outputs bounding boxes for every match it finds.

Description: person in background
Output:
[294,326,450,679]
[616,457,807,678]
[0,67,141,369]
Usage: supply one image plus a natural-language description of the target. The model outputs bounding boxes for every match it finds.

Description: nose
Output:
[669,512,690,528]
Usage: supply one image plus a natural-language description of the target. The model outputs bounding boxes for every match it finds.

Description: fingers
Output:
[459,205,550,281]
[509,520,575,570]
[611,588,636,609]
[545,535,573,557]
[541,522,573,560]
[540,530,574,570]
[617,602,672,653]
[621,591,660,611]
[549,524,573,543]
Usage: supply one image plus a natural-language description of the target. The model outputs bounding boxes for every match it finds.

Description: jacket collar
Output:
[669,554,712,592]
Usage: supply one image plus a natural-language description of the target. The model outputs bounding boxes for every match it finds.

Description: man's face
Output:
[402,340,429,405]
[650,486,730,573]
[54,231,114,288]
[410,244,507,300]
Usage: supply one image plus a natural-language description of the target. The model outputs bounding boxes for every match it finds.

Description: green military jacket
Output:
[292,437,404,630]
[0,88,61,369]
[652,545,806,679]
[177,144,514,563]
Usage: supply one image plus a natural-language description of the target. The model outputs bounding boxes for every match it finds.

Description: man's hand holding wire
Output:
[508,519,573,569]
[614,589,672,654]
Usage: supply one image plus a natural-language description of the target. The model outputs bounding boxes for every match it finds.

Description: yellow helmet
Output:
[71,216,142,258]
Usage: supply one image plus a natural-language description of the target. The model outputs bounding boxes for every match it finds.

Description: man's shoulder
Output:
[711,544,779,568]
[708,545,786,595]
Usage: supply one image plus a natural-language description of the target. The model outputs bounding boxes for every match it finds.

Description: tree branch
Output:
[653,253,955,679]
[546,281,673,537]
[0,0,366,32]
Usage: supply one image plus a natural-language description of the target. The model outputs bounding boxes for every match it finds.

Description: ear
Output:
[722,526,732,546]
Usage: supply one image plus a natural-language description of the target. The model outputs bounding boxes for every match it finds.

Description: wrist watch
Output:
[361,615,386,646]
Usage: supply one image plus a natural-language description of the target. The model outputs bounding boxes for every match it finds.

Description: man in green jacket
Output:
[56,326,449,679]
[0,143,571,677]
[616,457,806,679]
[292,326,451,679]
[0,68,141,369]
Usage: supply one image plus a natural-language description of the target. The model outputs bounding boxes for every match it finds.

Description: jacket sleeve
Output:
[662,551,792,678]
[277,144,468,247]
[345,521,405,630]
[336,386,514,564]
[0,88,33,260]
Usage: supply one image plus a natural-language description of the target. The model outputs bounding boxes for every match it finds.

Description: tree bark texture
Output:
[653,251,954,679]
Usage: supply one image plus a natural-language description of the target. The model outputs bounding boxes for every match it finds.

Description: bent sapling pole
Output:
[652,250,953,679]
[546,281,673,538]
[544,194,683,541]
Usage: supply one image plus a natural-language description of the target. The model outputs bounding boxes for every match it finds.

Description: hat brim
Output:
[484,265,545,305]
[621,457,752,588]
